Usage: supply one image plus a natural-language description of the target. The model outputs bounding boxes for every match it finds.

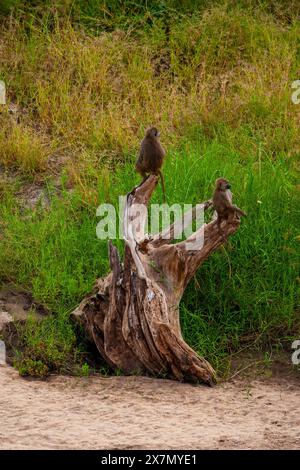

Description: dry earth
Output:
[0,365,299,450]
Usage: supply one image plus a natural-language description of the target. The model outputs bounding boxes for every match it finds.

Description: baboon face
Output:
[146,127,160,138]
[215,178,231,191]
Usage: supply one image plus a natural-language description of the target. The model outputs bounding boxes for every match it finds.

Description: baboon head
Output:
[146,127,160,138]
[215,178,231,191]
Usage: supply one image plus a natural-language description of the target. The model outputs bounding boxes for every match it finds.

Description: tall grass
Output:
[0,137,299,374]
[0,4,299,177]
[0,1,299,375]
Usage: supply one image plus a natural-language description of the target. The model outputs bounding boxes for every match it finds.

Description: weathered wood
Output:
[73,175,244,384]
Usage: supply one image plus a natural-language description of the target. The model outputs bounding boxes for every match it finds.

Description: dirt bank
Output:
[0,366,299,450]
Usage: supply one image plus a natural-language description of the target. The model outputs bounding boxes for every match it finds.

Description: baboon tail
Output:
[158,170,166,203]
[235,206,247,217]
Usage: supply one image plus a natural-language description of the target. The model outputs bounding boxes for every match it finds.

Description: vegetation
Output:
[0,0,299,377]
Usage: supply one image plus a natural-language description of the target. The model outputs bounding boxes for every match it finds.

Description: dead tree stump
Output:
[73,175,243,385]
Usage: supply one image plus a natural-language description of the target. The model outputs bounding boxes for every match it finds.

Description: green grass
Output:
[0,136,299,375]
[13,313,77,376]
[0,0,299,377]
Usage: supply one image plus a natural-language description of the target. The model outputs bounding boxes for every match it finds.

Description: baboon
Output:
[136,127,166,202]
[213,178,246,236]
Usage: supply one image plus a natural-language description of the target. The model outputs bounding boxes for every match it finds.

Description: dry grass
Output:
[0,119,49,173]
[0,5,299,184]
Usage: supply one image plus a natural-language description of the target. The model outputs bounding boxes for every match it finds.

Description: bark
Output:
[73,175,243,385]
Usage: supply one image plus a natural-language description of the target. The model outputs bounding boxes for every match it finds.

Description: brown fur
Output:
[212,178,246,236]
[135,127,166,202]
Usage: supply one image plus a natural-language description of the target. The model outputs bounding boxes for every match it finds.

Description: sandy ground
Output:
[0,365,299,450]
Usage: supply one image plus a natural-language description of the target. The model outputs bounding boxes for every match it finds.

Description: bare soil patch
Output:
[0,365,299,450]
